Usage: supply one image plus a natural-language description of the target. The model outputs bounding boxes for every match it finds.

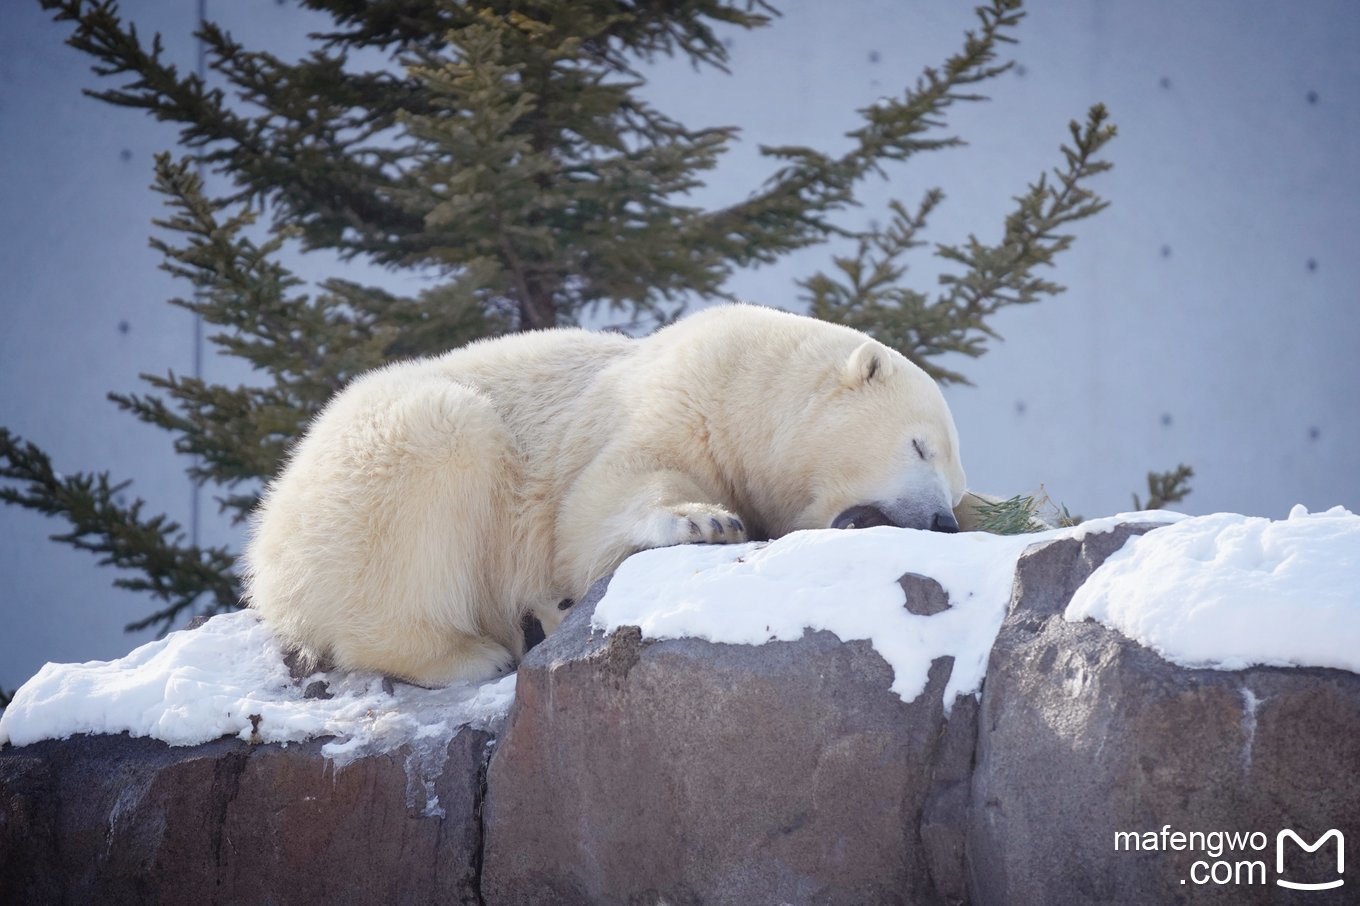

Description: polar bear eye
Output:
[912,439,929,461]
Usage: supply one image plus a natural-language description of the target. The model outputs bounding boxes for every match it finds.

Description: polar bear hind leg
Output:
[249,372,525,686]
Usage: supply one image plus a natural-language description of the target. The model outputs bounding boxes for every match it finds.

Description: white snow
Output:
[592,512,1185,712]
[0,609,516,764]
[3,505,1354,751]
[1065,505,1360,672]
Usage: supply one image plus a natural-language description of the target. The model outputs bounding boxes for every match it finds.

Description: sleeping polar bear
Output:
[244,304,974,685]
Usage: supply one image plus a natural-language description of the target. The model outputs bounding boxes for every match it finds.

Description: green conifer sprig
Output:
[1134,464,1195,511]
[974,488,1085,535]
[0,429,239,633]
[967,494,1044,535]
[970,467,1197,536]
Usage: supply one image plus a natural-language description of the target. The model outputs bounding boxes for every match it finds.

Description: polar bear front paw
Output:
[644,503,749,549]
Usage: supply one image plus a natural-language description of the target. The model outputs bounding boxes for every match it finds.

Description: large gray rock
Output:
[481,578,979,906]
[0,728,491,905]
[969,525,1360,905]
[5,520,1357,905]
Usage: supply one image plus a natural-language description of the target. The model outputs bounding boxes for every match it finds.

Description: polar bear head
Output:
[826,339,966,533]
[752,330,967,537]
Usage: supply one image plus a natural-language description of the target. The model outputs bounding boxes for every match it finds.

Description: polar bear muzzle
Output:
[831,504,959,534]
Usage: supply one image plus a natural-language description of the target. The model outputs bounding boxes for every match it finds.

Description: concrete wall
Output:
[3,0,1357,691]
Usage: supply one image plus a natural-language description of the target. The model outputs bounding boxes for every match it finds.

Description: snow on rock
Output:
[7,505,1349,753]
[0,608,516,762]
[1065,504,1360,673]
[592,512,1185,710]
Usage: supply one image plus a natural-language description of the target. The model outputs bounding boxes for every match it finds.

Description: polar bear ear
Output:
[844,340,895,388]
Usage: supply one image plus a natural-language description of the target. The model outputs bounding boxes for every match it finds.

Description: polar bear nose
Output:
[831,505,894,530]
[931,511,960,533]
[831,505,960,533]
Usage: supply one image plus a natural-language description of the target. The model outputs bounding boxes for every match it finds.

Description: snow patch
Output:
[592,512,1184,712]
[1065,506,1360,673]
[0,609,516,769]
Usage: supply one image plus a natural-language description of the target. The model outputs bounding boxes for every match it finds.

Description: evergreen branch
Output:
[109,377,297,505]
[0,428,241,634]
[302,0,467,52]
[324,274,508,359]
[303,0,775,75]
[695,0,1022,266]
[130,155,502,515]
[40,0,237,147]
[574,0,777,75]
[933,104,1116,336]
[148,154,398,398]
[803,191,967,379]
[805,103,1115,384]
[41,0,423,255]
[1133,464,1195,511]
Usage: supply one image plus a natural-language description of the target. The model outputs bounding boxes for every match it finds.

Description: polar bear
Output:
[243,304,972,685]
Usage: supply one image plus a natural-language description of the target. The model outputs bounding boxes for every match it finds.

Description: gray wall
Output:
[3,0,1357,692]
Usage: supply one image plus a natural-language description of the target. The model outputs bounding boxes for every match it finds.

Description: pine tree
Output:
[3,0,1120,635]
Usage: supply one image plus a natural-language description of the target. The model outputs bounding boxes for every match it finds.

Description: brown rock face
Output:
[4,521,1358,905]
[968,525,1360,906]
[481,578,978,906]
[0,728,490,905]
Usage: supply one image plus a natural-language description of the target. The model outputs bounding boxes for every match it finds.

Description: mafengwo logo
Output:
[1114,826,1345,890]
[1277,829,1344,891]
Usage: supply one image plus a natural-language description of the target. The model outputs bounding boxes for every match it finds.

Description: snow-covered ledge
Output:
[2,509,1357,904]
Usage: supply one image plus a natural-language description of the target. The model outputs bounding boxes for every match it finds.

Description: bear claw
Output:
[653,505,751,547]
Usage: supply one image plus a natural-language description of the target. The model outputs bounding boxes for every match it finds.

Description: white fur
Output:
[243,304,968,684]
